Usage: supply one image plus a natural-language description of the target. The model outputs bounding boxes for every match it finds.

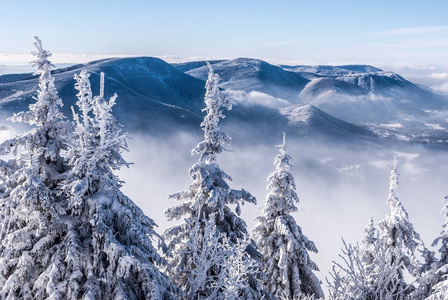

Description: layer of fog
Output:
[223,90,291,109]
[1,123,446,288]
[0,63,74,76]
[381,63,448,96]
[118,131,448,287]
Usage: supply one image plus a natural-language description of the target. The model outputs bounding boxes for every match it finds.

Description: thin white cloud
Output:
[372,26,448,36]
[0,53,34,65]
[223,90,291,109]
[431,73,448,79]
[433,82,448,94]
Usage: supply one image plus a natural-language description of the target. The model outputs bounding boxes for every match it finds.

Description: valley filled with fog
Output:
[114,129,448,285]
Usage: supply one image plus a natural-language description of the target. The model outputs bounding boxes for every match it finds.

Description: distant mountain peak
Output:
[280,64,383,76]
[280,104,376,139]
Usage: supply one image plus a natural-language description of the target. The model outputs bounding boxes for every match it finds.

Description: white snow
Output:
[425,123,445,130]
[380,123,403,128]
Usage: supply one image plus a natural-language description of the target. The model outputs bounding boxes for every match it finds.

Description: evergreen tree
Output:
[0,36,177,298]
[327,218,405,300]
[58,69,177,299]
[0,36,69,298]
[252,133,323,299]
[418,196,448,300]
[359,217,378,272]
[179,213,258,300]
[376,160,424,298]
[433,196,448,269]
[164,62,261,299]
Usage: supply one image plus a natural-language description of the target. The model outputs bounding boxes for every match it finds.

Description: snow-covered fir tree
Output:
[179,213,259,300]
[0,36,177,298]
[252,133,323,299]
[433,196,448,269]
[417,196,448,299]
[56,69,177,299]
[327,218,407,300]
[359,217,378,272]
[0,36,69,298]
[164,62,264,299]
[376,160,425,298]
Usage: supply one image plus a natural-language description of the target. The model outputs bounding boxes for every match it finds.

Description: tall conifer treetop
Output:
[252,133,324,299]
[165,62,255,229]
[13,36,65,135]
[380,161,420,256]
[192,61,232,165]
[266,133,299,216]
[164,63,262,299]
[376,160,426,298]
[0,36,66,165]
[386,159,409,222]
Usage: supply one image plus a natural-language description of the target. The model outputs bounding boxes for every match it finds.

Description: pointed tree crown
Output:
[0,37,67,170]
[1,36,66,166]
[15,36,64,127]
[252,133,323,299]
[163,63,260,299]
[387,158,402,210]
[377,160,424,286]
[264,133,299,216]
[31,36,55,73]
[192,62,232,164]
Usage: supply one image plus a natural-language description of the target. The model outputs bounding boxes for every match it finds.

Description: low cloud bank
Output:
[117,132,448,285]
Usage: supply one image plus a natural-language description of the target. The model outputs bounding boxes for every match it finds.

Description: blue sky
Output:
[0,0,447,66]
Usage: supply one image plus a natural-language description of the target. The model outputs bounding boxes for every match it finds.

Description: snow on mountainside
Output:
[0,57,206,132]
[300,71,447,124]
[175,58,310,104]
[179,58,448,143]
[281,64,383,76]
[280,104,376,140]
[180,59,447,124]
[1,56,447,145]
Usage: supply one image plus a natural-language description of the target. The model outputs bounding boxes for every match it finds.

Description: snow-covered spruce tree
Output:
[252,133,323,300]
[359,217,378,273]
[0,36,69,297]
[164,62,263,299]
[327,218,406,300]
[55,70,177,299]
[433,196,448,271]
[180,213,259,300]
[417,196,448,299]
[376,161,426,298]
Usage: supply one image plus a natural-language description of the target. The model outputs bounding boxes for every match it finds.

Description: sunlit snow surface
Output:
[0,126,14,144]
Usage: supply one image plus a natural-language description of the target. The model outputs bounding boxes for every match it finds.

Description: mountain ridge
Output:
[1,56,447,145]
